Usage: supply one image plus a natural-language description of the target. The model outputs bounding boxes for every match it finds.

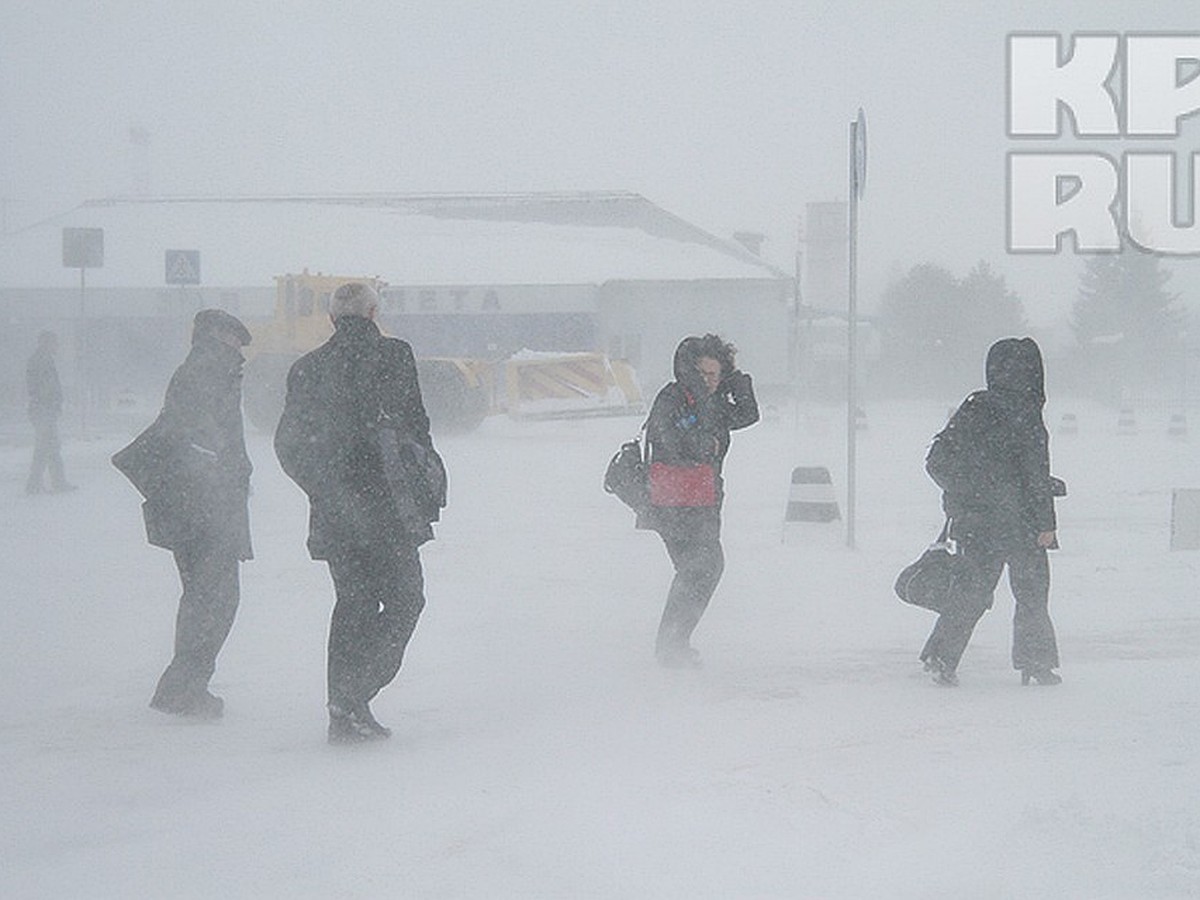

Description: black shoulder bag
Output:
[894,519,969,614]
[604,428,649,513]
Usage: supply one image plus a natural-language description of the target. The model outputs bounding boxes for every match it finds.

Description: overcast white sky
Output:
[3,1,1198,326]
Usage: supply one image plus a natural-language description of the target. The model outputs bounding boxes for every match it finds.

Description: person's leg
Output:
[656,533,724,663]
[152,546,239,715]
[326,546,419,742]
[1008,542,1060,680]
[920,534,1004,679]
[362,543,425,702]
[26,419,50,492]
[44,418,68,489]
[326,549,376,712]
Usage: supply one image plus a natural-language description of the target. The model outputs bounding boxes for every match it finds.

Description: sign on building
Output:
[165,249,201,285]
[62,227,104,268]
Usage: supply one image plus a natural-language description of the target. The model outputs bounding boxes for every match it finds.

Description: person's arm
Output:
[274,359,326,497]
[1015,422,1057,536]
[716,370,759,430]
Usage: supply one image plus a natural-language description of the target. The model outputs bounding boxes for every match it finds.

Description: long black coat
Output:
[926,337,1057,541]
[274,315,435,559]
[113,337,253,558]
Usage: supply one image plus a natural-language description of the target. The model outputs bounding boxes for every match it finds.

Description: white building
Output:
[0,192,794,416]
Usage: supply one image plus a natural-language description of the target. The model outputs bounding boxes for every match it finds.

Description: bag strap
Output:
[633,416,649,463]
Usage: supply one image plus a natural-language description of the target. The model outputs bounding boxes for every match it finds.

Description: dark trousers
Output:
[27,415,66,491]
[920,532,1059,672]
[153,544,240,705]
[326,543,425,709]
[656,531,725,652]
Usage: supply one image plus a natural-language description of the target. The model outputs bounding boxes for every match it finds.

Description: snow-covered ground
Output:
[2,398,1198,898]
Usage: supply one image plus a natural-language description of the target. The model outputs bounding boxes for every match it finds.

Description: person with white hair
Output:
[275,282,444,744]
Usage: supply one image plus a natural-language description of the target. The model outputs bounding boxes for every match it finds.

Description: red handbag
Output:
[648,462,717,507]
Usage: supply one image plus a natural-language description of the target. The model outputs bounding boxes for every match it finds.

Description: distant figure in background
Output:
[25,330,74,494]
[642,334,759,667]
[921,336,1066,687]
[112,309,254,719]
[274,282,445,744]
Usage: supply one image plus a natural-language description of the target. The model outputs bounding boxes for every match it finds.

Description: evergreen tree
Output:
[1071,250,1184,390]
[961,261,1027,342]
[876,261,1027,394]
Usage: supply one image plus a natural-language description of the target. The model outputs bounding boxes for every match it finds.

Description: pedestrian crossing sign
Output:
[165,249,201,285]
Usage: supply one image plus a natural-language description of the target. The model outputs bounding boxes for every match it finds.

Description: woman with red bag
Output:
[641,334,759,667]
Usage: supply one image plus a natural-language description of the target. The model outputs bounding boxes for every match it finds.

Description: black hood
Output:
[672,336,707,395]
[985,337,1044,403]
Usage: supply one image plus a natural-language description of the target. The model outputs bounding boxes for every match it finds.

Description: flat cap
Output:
[192,308,252,346]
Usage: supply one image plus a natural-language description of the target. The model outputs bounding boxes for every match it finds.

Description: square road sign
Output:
[62,228,104,268]
[165,249,201,285]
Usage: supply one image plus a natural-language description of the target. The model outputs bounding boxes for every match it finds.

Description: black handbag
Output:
[604,433,648,512]
[894,520,969,613]
[376,415,447,544]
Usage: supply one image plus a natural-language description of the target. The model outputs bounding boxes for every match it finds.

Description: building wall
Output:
[595,278,793,395]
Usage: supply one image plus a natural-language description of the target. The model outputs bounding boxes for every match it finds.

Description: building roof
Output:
[0,192,786,289]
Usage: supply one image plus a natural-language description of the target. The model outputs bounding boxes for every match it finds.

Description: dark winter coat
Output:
[112,336,253,558]
[26,345,63,424]
[926,337,1058,540]
[640,339,760,535]
[273,315,439,559]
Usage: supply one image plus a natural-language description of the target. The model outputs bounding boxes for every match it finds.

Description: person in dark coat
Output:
[920,336,1064,686]
[642,334,759,667]
[26,330,74,494]
[112,309,254,718]
[274,282,443,744]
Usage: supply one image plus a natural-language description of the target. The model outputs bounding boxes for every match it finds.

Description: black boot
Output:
[327,703,390,744]
[923,656,959,687]
[1021,667,1062,686]
[150,688,224,719]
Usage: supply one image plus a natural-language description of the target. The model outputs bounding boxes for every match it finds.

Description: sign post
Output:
[62,227,104,433]
[846,108,867,549]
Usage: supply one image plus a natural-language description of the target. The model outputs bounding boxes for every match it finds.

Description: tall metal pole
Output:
[846,119,859,550]
[78,265,88,435]
[793,222,804,447]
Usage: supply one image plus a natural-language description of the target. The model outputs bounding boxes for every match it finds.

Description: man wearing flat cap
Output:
[113,309,254,718]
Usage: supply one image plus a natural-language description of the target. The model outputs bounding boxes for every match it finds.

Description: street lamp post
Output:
[846,108,867,549]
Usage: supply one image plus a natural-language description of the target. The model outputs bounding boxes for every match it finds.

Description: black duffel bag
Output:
[894,519,969,614]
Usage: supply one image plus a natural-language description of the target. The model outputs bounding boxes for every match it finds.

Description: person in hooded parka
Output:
[274,282,443,744]
[112,309,254,718]
[920,336,1065,687]
[641,334,759,667]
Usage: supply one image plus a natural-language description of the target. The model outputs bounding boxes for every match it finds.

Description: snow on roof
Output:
[0,193,786,289]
